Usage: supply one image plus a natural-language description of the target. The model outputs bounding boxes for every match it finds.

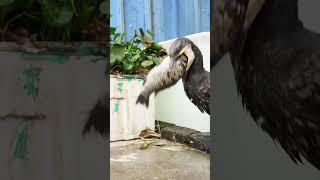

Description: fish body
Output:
[136,55,188,107]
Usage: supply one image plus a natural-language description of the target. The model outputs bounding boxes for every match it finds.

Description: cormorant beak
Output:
[178,44,195,71]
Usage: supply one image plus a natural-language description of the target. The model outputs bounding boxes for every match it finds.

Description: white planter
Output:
[110,75,155,141]
[0,42,107,180]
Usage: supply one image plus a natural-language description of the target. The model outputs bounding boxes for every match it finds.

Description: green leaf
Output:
[123,62,134,71]
[53,9,73,25]
[129,54,140,62]
[110,27,116,36]
[110,44,126,64]
[147,30,154,38]
[0,0,14,6]
[153,57,162,65]
[43,2,74,27]
[113,32,125,44]
[99,1,107,14]
[141,60,154,67]
[151,42,164,51]
[139,28,145,37]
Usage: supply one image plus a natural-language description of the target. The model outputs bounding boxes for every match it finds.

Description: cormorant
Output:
[137,37,210,115]
[137,37,211,152]
[233,0,320,170]
[212,0,265,68]
[215,0,320,170]
[173,38,210,114]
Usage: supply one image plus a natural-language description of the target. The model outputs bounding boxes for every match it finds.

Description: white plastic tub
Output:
[110,75,155,141]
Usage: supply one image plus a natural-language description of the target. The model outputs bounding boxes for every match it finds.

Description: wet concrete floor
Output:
[110,139,210,180]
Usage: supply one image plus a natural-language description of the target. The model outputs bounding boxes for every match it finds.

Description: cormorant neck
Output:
[183,44,205,79]
[256,0,302,30]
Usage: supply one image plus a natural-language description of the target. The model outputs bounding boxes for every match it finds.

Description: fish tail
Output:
[136,93,150,107]
[82,99,108,137]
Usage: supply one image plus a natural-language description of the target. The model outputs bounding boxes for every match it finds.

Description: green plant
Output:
[110,27,167,75]
[0,0,107,41]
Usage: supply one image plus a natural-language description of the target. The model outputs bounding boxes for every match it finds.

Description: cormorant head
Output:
[168,37,198,71]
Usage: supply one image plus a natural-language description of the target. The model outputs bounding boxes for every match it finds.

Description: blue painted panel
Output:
[123,0,147,40]
[152,0,165,42]
[110,0,210,42]
[163,0,178,40]
[110,0,122,33]
[200,0,210,32]
[177,0,196,37]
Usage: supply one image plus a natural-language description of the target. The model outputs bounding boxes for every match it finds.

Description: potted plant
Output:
[110,26,167,141]
[0,1,107,179]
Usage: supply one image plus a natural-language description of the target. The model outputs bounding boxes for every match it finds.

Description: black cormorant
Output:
[215,0,320,170]
[171,38,210,114]
[233,0,320,170]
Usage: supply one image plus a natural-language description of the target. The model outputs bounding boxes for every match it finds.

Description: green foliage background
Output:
[110,26,167,75]
[0,0,107,41]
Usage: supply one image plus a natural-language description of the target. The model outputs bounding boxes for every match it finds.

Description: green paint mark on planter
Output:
[90,57,106,63]
[14,126,28,160]
[114,101,120,112]
[23,66,41,101]
[21,53,69,64]
[126,78,132,83]
[48,55,68,64]
[21,53,45,60]
[117,82,123,93]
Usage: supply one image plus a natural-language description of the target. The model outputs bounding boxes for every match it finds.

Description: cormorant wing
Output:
[188,71,210,114]
[283,48,320,168]
[212,0,265,68]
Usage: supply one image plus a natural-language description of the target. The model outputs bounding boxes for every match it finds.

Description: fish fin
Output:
[82,99,108,137]
[136,94,149,108]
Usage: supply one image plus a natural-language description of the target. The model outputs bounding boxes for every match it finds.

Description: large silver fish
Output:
[136,43,195,107]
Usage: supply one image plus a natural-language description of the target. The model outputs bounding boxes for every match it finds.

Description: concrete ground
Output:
[110,139,210,180]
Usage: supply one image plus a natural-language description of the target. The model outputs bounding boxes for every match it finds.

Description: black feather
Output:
[232,0,320,170]
[173,38,210,115]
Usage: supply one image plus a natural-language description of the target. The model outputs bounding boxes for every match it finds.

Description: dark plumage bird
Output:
[212,0,259,68]
[172,38,210,114]
[137,37,210,115]
[235,0,320,170]
[137,37,211,152]
[220,0,320,170]
[212,0,245,67]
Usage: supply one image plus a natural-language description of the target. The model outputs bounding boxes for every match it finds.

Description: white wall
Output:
[155,32,210,132]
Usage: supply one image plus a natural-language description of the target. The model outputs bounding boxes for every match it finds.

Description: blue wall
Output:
[110,0,210,42]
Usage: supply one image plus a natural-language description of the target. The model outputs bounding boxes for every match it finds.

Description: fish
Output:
[136,44,193,107]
